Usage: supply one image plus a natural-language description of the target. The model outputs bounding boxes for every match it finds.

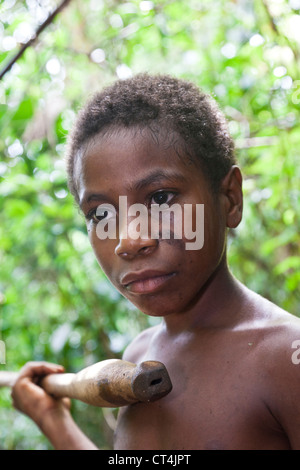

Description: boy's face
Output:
[75,127,229,318]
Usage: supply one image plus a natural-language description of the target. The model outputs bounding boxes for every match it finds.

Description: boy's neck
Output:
[162,257,246,334]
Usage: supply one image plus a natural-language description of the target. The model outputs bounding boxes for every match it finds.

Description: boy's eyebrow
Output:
[130,170,186,192]
[80,192,112,208]
[80,170,186,208]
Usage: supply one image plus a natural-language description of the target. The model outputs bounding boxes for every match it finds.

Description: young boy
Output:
[11,74,300,450]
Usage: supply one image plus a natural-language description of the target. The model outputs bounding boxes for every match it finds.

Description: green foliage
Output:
[0,0,300,449]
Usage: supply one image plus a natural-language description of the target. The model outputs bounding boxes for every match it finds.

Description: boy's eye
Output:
[94,210,108,222]
[151,191,174,205]
[86,209,107,224]
[86,205,115,224]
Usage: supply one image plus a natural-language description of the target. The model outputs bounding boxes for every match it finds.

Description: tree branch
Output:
[0,0,72,81]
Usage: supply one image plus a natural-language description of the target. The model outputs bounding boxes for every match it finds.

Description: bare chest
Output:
[114,334,289,450]
[115,376,266,449]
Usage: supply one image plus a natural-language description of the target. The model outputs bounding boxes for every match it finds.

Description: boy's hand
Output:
[11,361,98,449]
[11,361,71,430]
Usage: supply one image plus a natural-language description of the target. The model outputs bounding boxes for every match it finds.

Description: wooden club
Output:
[0,359,172,407]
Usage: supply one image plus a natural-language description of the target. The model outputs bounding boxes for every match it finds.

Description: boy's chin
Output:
[127,296,187,318]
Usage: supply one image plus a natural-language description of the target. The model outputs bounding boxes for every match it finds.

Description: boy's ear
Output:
[220,166,243,228]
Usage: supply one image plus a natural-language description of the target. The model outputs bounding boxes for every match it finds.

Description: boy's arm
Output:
[264,325,300,450]
[38,406,98,450]
[277,362,300,449]
[11,362,98,450]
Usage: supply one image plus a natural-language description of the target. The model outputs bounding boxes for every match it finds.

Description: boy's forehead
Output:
[85,125,177,156]
[80,125,199,173]
[75,126,208,201]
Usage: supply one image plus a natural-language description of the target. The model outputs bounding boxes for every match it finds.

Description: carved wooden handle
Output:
[0,359,172,407]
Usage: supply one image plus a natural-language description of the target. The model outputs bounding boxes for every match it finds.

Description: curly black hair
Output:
[66,74,236,202]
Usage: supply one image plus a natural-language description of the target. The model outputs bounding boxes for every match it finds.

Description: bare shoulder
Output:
[122,323,161,364]
[238,284,300,335]
[250,293,300,447]
[237,286,300,378]
[252,290,300,340]
[263,302,300,368]
[245,288,300,353]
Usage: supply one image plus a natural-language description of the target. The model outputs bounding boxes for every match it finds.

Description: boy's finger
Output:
[18,362,65,379]
[11,376,43,407]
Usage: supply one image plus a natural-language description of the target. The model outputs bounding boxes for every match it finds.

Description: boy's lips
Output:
[120,270,176,294]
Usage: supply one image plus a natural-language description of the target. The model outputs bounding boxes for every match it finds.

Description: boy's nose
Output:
[115,235,158,259]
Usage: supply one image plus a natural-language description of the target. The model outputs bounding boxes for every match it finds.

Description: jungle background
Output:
[0,0,299,450]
